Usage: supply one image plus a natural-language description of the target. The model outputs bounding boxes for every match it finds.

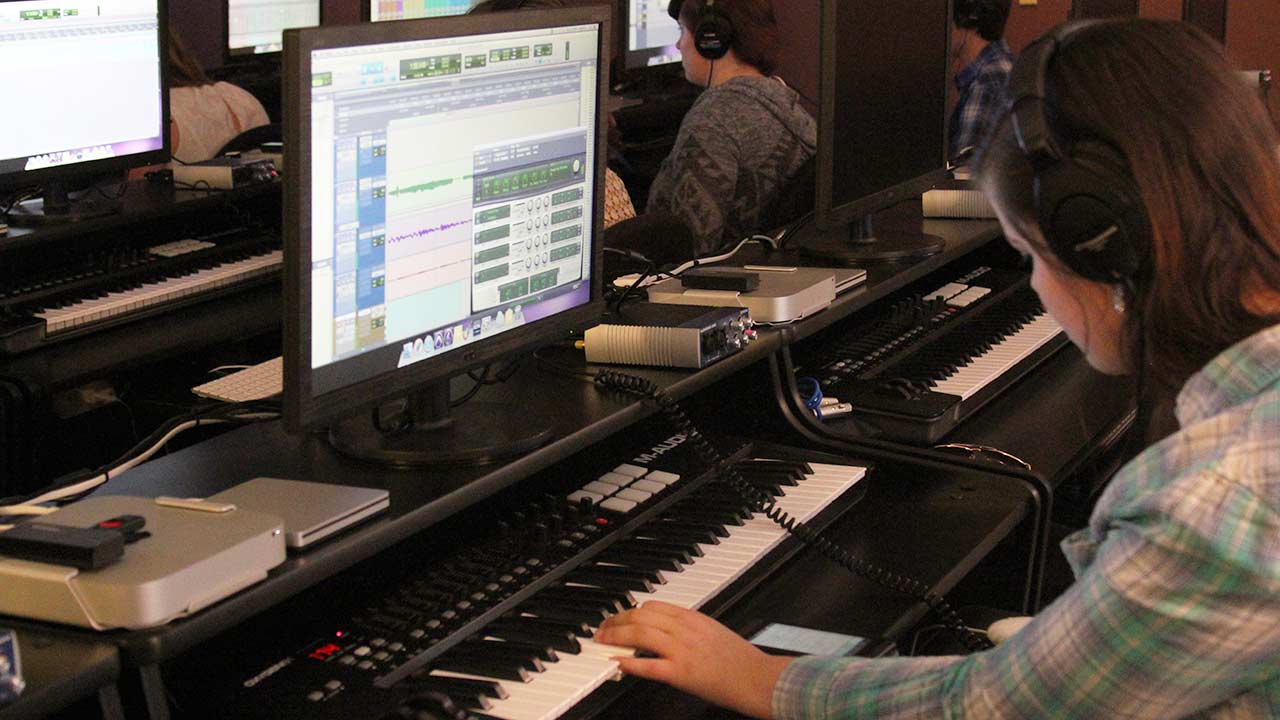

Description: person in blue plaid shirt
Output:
[598,19,1280,719]
[949,0,1015,162]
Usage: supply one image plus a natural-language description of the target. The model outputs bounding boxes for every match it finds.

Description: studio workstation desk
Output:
[1,213,1132,720]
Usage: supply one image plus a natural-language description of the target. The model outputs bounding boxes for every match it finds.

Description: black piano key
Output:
[432,655,531,682]
[539,584,635,612]
[655,505,747,527]
[634,525,721,547]
[567,566,662,592]
[652,517,730,538]
[465,637,559,663]
[527,589,621,619]
[618,537,703,559]
[503,615,594,639]
[517,601,611,626]
[738,459,811,480]
[686,489,758,512]
[482,621,582,653]
[596,547,687,572]
[453,641,550,671]
[738,468,800,487]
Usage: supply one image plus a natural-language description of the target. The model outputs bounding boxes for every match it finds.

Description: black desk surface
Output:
[0,628,118,720]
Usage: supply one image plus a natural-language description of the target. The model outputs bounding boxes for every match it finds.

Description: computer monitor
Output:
[283,7,608,466]
[623,0,681,70]
[800,0,952,264]
[365,0,476,22]
[227,0,320,59]
[0,0,169,225]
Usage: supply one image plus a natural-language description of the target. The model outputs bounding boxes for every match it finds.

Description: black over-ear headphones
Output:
[667,0,735,60]
[954,0,983,28]
[1006,22,1150,283]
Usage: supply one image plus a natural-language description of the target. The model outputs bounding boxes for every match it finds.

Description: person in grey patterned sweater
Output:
[645,0,816,257]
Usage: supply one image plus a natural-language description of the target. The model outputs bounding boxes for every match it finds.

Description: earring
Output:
[1112,285,1127,313]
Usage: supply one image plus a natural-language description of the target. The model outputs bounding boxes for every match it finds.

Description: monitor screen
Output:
[816,0,951,231]
[367,0,474,22]
[284,8,607,448]
[624,0,681,69]
[0,0,167,191]
[228,0,320,57]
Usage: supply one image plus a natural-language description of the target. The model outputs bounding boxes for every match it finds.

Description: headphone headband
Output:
[1003,21,1150,283]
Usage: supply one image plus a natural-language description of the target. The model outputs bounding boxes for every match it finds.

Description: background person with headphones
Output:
[642,0,816,256]
[949,0,1014,162]
[595,19,1280,719]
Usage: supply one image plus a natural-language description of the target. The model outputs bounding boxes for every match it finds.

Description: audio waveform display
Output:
[390,218,472,244]
[389,174,473,196]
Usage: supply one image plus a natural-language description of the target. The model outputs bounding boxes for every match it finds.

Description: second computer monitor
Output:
[624,0,681,69]
[284,7,608,465]
[803,0,950,263]
[227,0,320,57]
[367,1,475,22]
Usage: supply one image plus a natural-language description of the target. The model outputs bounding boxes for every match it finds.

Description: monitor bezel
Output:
[0,0,171,194]
[283,7,610,433]
[224,0,323,62]
[813,0,952,232]
[620,0,682,71]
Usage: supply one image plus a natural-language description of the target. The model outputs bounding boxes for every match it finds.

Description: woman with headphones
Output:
[643,0,816,256]
[596,19,1280,718]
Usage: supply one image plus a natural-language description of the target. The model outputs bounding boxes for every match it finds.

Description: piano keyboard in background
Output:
[193,448,867,720]
[33,249,281,333]
[796,266,1066,444]
[0,228,281,354]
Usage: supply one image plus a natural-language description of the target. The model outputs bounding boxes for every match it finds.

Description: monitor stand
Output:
[795,213,943,265]
[5,180,121,227]
[328,380,554,468]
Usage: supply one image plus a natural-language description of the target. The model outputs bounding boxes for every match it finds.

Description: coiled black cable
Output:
[594,370,992,652]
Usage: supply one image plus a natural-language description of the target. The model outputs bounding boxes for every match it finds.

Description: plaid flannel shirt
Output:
[774,323,1280,719]
[949,40,1014,161]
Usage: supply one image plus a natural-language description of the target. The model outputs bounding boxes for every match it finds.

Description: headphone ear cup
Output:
[694,2,734,60]
[1036,143,1149,282]
[955,0,982,28]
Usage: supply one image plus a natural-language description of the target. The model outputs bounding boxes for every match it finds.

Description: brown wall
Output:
[1225,1,1280,124]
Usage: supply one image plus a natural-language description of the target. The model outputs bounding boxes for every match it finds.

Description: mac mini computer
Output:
[210,478,390,549]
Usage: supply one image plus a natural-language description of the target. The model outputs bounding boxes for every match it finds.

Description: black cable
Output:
[0,398,281,508]
[85,177,129,202]
[603,247,656,312]
[594,370,993,652]
[451,365,493,408]
[173,180,225,192]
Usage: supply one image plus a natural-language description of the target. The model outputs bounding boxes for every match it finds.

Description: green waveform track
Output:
[390,174,474,196]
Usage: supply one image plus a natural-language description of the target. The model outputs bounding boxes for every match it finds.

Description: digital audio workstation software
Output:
[627,0,681,67]
[369,0,473,22]
[229,0,319,56]
[308,24,599,393]
[0,0,164,176]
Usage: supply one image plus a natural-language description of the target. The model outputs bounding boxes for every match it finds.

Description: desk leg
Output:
[98,682,126,720]
[137,665,170,720]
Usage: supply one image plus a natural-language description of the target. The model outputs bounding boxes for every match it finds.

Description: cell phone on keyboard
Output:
[745,621,868,657]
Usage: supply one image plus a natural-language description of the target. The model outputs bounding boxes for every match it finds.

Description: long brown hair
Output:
[168,24,210,88]
[979,19,1280,392]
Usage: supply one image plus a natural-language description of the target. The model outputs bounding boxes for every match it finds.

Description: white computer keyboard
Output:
[191,356,282,403]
